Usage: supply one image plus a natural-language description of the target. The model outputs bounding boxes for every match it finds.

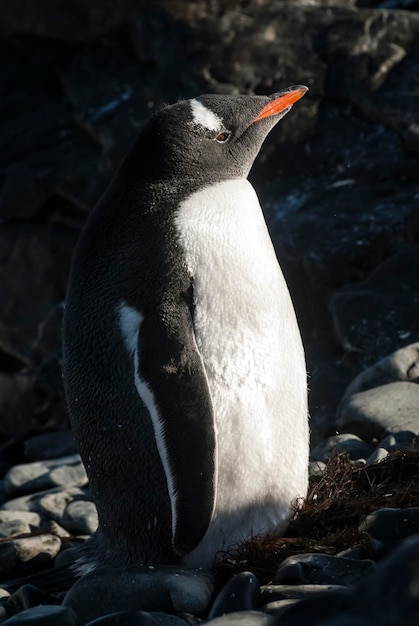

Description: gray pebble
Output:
[0,519,31,539]
[4,456,87,497]
[61,500,98,535]
[308,461,327,477]
[63,565,214,625]
[273,553,375,586]
[0,511,41,528]
[310,434,374,463]
[1,604,77,625]
[337,382,419,441]
[341,342,419,400]
[204,612,270,626]
[366,447,389,464]
[0,534,61,577]
[261,584,348,604]
[0,486,89,518]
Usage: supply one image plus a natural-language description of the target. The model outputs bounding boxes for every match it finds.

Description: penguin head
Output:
[129,86,308,185]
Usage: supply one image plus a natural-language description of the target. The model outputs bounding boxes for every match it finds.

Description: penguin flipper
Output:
[137,306,216,556]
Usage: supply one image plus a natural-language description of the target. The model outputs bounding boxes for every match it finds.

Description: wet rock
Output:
[84,611,159,626]
[1,604,77,625]
[359,507,419,545]
[261,584,348,605]
[337,382,419,441]
[273,554,375,586]
[208,572,260,618]
[310,434,374,462]
[7,583,59,612]
[366,447,389,464]
[63,565,214,625]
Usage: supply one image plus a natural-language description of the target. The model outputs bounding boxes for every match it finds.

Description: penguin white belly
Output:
[175,178,308,567]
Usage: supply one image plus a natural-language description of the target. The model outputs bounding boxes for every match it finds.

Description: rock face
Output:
[0,0,418,438]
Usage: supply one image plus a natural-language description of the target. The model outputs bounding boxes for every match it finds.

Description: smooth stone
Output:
[150,612,193,626]
[85,610,158,625]
[0,588,11,599]
[63,565,214,625]
[359,507,419,544]
[61,500,98,535]
[258,599,299,619]
[39,488,92,523]
[1,604,77,625]
[308,461,327,477]
[341,342,419,400]
[0,519,31,539]
[261,585,348,605]
[202,612,270,626]
[266,592,348,625]
[309,434,374,463]
[24,431,79,462]
[7,584,59,612]
[337,382,419,441]
[318,619,375,626]
[273,554,375,586]
[378,431,418,451]
[0,534,61,577]
[208,572,259,618]
[349,535,419,625]
[0,487,89,517]
[0,511,41,527]
[366,447,389,464]
[4,456,87,496]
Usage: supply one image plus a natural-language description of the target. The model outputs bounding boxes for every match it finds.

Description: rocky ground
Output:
[0,0,418,624]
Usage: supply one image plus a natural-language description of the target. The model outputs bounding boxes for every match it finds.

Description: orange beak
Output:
[253,86,308,122]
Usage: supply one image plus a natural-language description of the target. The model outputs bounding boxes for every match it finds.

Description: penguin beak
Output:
[253,85,308,122]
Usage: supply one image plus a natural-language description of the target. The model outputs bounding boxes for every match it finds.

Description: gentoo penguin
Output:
[63,86,309,570]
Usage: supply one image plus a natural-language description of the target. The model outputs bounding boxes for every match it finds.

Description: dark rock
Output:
[337,382,419,440]
[1,604,77,625]
[7,583,59,612]
[265,592,349,625]
[330,246,419,365]
[349,535,419,625]
[208,572,259,619]
[273,554,375,586]
[310,434,374,462]
[359,507,419,545]
[0,486,90,519]
[261,584,348,606]
[378,431,418,451]
[24,431,79,462]
[63,565,214,625]
[85,611,158,626]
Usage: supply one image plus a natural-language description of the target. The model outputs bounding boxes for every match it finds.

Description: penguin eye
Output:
[214,131,231,143]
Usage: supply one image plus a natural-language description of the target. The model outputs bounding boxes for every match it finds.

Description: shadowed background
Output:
[1,0,419,444]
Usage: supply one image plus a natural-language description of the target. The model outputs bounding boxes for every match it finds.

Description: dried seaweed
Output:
[213,450,419,585]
